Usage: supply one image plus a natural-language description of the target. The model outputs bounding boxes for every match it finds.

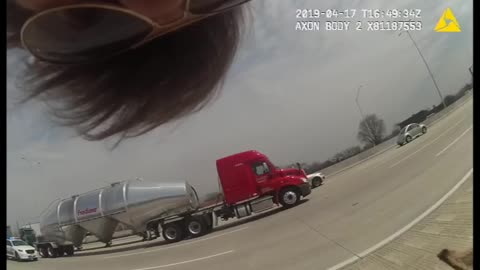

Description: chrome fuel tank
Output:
[40,179,199,245]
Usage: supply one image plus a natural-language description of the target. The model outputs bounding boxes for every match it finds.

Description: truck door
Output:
[220,162,258,205]
[252,162,274,194]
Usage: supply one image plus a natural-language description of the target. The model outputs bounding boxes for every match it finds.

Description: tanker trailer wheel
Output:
[39,246,49,258]
[162,222,184,243]
[279,187,300,208]
[47,246,58,258]
[186,216,208,238]
[65,246,74,256]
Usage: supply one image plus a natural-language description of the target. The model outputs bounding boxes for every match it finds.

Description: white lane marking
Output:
[326,168,473,270]
[436,126,473,157]
[325,256,359,270]
[388,120,465,169]
[131,250,234,270]
[104,227,248,259]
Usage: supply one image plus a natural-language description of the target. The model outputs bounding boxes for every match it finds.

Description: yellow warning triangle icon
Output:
[435,8,461,32]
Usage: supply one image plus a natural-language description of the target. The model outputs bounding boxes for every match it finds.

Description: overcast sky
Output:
[7,0,472,226]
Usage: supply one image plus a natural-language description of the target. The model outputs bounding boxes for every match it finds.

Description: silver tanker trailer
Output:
[35,179,215,258]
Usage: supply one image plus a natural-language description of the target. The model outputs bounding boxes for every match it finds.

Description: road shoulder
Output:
[340,174,473,270]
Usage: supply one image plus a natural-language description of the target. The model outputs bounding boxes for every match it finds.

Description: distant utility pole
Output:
[399,30,447,109]
[16,220,20,236]
[355,85,376,147]
[355,85,365,120]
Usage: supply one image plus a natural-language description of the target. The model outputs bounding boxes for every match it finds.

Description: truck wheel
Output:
[47,246,58,258]
[186,217,207,238]
[65,246,74,256]
[144,230,152,241]
[311,177,323,188]
[39,247,49,258]
[279,187,300,208]
[162,222,184,243]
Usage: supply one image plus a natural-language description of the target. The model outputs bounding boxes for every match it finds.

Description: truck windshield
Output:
[12,240,28,246]
[253,162,270,175]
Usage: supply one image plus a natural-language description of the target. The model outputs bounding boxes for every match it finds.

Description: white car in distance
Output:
[6,238,39,261]
[293,163,325,189]
[307,172,325,188]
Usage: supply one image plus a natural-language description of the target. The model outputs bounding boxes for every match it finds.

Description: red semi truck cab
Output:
[215,150,311,217]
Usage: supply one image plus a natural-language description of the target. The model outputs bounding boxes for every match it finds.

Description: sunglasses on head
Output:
[20,0,250,64]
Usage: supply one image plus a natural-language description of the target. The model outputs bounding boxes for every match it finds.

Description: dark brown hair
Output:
[7,1,248,146]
